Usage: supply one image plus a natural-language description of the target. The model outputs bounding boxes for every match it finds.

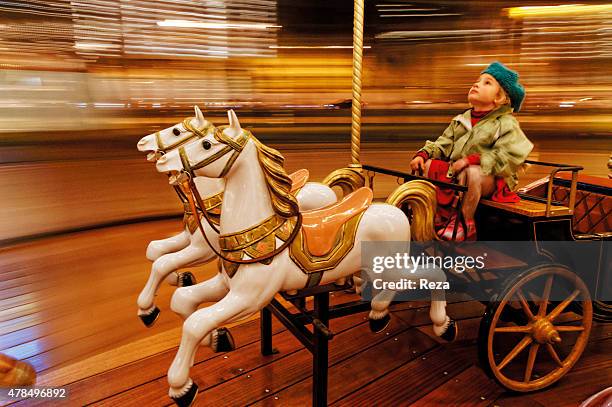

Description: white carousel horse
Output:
[136,106,337,327]
[155,110,456,405]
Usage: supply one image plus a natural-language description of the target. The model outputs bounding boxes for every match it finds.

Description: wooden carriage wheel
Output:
[478,264,592,392]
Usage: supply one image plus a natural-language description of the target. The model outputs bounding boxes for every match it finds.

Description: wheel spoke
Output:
[494,326,532,333]
[498,335,533,371]
[516,289,535,321]
[555,325,585,332]
[545,343,564,367]
[524,343,540,382]
[538,275,554,317]
[547,289,580,321]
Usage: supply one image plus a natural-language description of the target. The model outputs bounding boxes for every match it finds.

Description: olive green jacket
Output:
[418,106,533,190]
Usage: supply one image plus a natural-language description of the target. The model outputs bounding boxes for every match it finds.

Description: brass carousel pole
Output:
[322,0,367,191]
[349,0,365,169]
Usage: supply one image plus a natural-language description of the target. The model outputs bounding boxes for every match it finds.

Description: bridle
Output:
[170,126,249,235]
[177,126,250,181]
[172,127,302,267]
[147,117,213,161]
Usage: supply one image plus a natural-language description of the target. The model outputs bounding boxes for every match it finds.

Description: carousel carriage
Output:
[360,160,611,393]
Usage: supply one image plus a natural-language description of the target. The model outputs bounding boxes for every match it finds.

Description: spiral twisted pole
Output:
[350,0,365,169]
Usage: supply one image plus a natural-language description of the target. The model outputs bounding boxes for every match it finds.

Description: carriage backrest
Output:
[521,174,612,235]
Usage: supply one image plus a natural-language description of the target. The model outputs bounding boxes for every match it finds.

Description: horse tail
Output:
[322,167,365,197]
[386,180,438,242]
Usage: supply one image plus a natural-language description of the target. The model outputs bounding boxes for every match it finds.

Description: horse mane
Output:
[249,135,300,219]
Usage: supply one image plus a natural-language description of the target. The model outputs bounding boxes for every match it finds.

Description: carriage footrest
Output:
[454,243,527,271]
[480,198,570,218]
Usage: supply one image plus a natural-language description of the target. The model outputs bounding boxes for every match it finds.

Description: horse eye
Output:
[172,128,181,136]
[202,140,212,150]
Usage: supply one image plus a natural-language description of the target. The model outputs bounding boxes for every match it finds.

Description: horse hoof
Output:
[440,319,458,342]
[369,314,391,333]
[213,328,236,352]
[171,382,199,407]
[178,272,196,287]
[139,306,160,328]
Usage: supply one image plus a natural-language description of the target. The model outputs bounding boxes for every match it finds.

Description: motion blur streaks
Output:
[0,0,610,141]
[0,1,610,242]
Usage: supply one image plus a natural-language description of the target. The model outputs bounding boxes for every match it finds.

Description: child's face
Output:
[468,74,503,108]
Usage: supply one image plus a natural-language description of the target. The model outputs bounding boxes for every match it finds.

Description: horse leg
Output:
[167,291,261,404]
[369,289,396,333]
[136,244,213,327]
[353,274,365,294]
[170,273,229,319]
[146,229,191,261]
[427,268,457,341]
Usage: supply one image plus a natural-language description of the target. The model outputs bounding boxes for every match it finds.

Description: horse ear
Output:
[194,105,205,127]
[228,109,241,131]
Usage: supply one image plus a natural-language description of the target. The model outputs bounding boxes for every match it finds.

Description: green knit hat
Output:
[481,61,525,112]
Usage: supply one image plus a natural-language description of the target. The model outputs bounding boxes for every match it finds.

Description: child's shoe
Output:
[436,216,465,241]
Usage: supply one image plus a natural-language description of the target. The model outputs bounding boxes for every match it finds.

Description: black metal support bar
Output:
[285,295,334,339]
[280,281,353,300]
[363,164,468,191]
[260,307,275,356]
[267,298,314,353]
[327,300,371,319]
[312,293,329,407]
[517,193,567,206]
[264,284,370,406]
[524,160,583,170]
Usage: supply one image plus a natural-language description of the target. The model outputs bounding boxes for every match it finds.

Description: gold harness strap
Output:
[180,128,303,271]
[177,127,250,234]
[217,213,297,277]
[183,191,222,234]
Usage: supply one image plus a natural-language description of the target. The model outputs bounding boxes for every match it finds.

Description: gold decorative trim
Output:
[182,192,223,234]
[157,118,213,153]
[220,214,284,251]
[219,214,299,278]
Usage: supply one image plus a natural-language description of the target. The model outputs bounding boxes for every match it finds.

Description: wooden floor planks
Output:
[1,220,610,407]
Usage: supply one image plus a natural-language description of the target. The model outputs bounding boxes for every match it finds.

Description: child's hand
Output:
[410,156,425,172]
[451,158,469,174]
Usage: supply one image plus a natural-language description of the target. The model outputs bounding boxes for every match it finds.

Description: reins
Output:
[176,128,302,266]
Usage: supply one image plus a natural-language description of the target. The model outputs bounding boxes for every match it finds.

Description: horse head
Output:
[156,109,248,181]
[137,105,215,161]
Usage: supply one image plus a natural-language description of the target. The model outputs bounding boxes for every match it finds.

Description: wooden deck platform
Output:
[1,220,610,406]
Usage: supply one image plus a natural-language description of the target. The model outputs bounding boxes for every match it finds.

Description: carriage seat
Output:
[478,198,571,218]
[301,187,372,256]
[289,169,309,193]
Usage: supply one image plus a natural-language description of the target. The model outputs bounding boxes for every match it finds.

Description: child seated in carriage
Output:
[410,62,533,241]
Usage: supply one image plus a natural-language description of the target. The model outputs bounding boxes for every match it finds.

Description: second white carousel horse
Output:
[156,110,457,406]
[136,106,337,327]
